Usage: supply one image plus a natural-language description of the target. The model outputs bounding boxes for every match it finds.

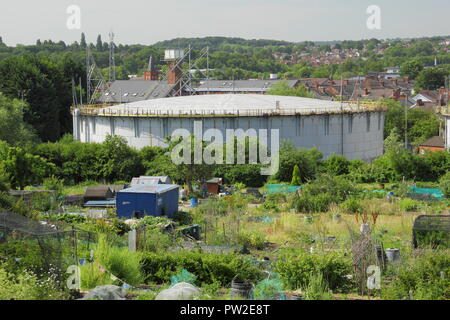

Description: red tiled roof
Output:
[419,136,445,148]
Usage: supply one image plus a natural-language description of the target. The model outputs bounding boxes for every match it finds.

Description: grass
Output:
[211,210,417,252]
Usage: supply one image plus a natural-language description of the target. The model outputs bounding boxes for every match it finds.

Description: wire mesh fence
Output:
[0,211,97,284]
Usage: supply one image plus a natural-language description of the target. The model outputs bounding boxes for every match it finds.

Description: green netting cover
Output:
[252,273,286,300]
[409,187,444,199]
[170,269,197,286]
[267,184,301,195]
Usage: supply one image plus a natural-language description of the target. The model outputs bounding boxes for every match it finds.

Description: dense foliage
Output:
[141,251,262,286]
[274,251,354,292]
[382,250,450,300]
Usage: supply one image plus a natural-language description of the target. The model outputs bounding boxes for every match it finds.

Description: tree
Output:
[0,55,80,141]
[275,142,322,183]
[96,35,103,51]
[291,165,302,186]
[383,99,440,145]
[415,68,447,91]
[400,59,424,80]
[267,80,313,98]
[80,33,87,49]
[0,93,37,146]
[164,135,215,192]
[0,37,4,46]
[0,143,55,190]
[96,135,143,183]
[322,155,350,176]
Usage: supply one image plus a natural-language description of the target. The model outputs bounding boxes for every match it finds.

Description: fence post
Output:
[128,229,137,252]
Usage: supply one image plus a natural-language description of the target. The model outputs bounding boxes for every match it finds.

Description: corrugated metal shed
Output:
[117,184,179,219]
[130,176,172,186]
[84,200,116,208]
[108,184,128,194]
[120,184,178,194]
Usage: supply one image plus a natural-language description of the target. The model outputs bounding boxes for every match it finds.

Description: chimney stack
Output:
[144,56,159,81]
[164,49,184,85]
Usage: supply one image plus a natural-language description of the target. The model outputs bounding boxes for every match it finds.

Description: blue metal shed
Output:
[116,184,179,219]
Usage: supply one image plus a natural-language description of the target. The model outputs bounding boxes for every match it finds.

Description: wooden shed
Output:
[206,178,223,195]
[83,186,114,203]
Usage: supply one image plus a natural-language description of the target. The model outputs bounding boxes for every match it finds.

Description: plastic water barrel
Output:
[190,198,198,208]
[231,280,253,299]
[385,248,400,262]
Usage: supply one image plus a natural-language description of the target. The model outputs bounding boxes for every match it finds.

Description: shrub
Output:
[291,165,302,186]
[275,143,322,183]
[173,212,194,226]
[141,251,262,286]
[80,261,114,290]
[398,198,421,212]
[237,230,267,250]
[95,235,144,286]
[291,193,335,214]
[143,229,178,253]
[0,266,69,300]
[0,192,14,211]
[232,183,247,191]
[44,212,86,224]
[340,198,364,214]
[262,200,281,212]
[303,273,334,300]
[43,175,64,197]
[439,172,450,198]
[382,250,450,300]
[322,155,350,176]
[30,192,60,213]
[274,252,353,293]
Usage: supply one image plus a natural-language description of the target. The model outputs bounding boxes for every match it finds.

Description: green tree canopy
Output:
[267,80,313,98]
[415,68,448,91]
[0,93,37,146]
[400,59,424,79]
[0,142,55,190]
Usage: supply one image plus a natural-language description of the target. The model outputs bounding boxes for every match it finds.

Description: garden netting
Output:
[0,211,96,283]
[267,185,301,195]
[409,187,444,200]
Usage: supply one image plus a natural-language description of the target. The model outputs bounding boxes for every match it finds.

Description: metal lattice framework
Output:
[148,46,210,98]
[86,46,110,105]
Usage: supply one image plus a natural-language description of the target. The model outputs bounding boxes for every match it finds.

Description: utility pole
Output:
[340,76,344,156]
[405,93,408,149]
[109,31,116,83]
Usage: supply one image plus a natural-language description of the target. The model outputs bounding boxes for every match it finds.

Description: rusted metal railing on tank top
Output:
[71,101,388,118]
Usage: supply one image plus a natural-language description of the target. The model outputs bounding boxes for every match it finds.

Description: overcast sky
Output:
[1,0,450,46]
